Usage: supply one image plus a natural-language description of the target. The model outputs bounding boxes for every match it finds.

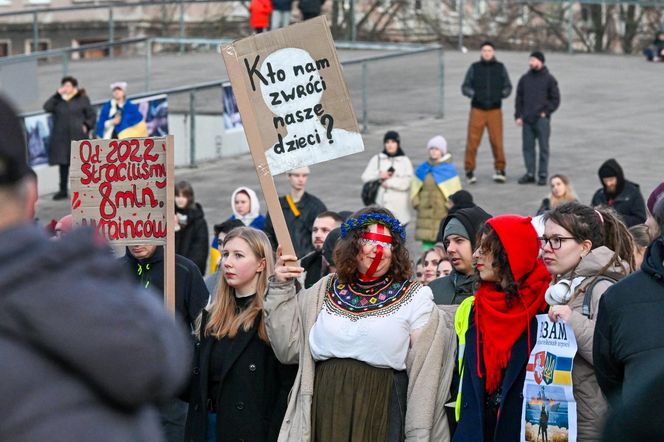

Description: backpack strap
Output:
[582,276,617,318]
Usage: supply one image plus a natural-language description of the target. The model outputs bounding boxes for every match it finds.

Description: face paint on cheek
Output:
[359,224,393,281]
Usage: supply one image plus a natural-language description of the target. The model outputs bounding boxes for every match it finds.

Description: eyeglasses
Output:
[538,236,576,250]
[359,238,393,250]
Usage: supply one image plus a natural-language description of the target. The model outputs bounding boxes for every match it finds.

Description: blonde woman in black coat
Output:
[185,227,295,442]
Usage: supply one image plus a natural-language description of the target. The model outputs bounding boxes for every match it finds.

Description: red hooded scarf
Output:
[474,215,551,394]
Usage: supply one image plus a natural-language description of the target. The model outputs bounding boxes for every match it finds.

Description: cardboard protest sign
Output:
[221,16,364,256]
[521,315,578,442]
[70,136,176,313]
[222,16,364,176]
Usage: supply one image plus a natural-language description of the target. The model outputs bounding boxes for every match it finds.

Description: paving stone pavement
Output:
[36,48,663,260]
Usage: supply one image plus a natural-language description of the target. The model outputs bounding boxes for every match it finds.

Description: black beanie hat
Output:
[0,95,30,185]
[383,131,400,144]
[480,40,495,49]
[530,51,545,63]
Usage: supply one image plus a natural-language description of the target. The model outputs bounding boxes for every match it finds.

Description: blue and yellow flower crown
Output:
[340,213,406,240]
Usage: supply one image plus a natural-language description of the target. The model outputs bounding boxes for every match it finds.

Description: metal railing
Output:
[18,41,445,166]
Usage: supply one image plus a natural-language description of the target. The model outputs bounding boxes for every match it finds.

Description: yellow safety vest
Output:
[454,296,475,422]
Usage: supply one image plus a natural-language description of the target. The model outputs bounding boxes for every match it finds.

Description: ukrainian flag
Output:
[552,356,573,385]
[410,154,462,201]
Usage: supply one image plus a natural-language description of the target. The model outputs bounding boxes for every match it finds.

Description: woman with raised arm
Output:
[265,206,457,441]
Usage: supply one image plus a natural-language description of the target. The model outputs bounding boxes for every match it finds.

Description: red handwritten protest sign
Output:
[70,136,171,245]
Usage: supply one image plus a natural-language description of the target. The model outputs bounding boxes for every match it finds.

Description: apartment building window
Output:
[25,39,50,53]
[0,41,10,57]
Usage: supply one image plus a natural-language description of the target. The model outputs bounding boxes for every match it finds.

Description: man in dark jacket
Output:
[429,206,492,305]
[43,76,96,200]
[263,166,327,257]
[461,41,512,184]
[0,95,190,441]
[591,158,646,227]
[594,182,664,409]
[515,51,560,186]
[123,245,209,442]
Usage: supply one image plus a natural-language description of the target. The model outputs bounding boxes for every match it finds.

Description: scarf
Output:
[474,261,551,393]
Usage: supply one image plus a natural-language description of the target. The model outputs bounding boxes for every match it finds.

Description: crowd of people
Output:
[3,39,664,442]
[248,0,325,33]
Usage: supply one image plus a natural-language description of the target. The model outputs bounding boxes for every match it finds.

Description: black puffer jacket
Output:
[594,238,664,407]
[175,203,210,275]
[122,247,209,331]
[461,58,512,110]
[591,159,646,227]
[0,224,191,442]
[43,90,96,165]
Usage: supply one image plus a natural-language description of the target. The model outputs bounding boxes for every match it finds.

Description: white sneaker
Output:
[466,171,477,184]
[493,170,506,183]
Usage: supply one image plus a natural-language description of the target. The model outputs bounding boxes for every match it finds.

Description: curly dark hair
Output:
[334,206,412,283]
[476,224,521,308]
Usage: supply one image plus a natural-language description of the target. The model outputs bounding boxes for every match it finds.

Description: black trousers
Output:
[59,164,70,193]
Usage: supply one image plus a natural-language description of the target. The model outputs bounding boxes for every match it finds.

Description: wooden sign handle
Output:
[221,43,297,262]
[164,134,176,316]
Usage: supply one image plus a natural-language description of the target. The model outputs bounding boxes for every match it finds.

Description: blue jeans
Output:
[522,117,550,178]
[206,412,217,442]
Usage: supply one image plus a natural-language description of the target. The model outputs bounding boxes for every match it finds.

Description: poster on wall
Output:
[222,83,243,131]
[521,315,578,442]
[24,113,53,167]
[135,94,169,137]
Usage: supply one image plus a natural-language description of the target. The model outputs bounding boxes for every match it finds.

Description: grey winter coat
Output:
[43,90,96,165]
[0,224,192,442]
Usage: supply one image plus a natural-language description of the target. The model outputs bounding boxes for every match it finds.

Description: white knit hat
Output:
[110,81,127,92]
[427,135,448,155]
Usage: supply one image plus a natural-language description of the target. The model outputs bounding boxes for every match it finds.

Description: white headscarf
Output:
[231,187,261,226]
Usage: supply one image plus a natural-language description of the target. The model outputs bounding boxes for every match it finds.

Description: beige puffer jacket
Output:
[263,274,458,442]
[558,246,630,441]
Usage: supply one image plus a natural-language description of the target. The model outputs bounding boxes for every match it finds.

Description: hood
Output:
[442,206,492,250]
[231,186,261,226]
[574,246,630,280]
[598,158,625,197]
[124,245,164,267]
[642,238,664,281]
[487,215,540,281]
